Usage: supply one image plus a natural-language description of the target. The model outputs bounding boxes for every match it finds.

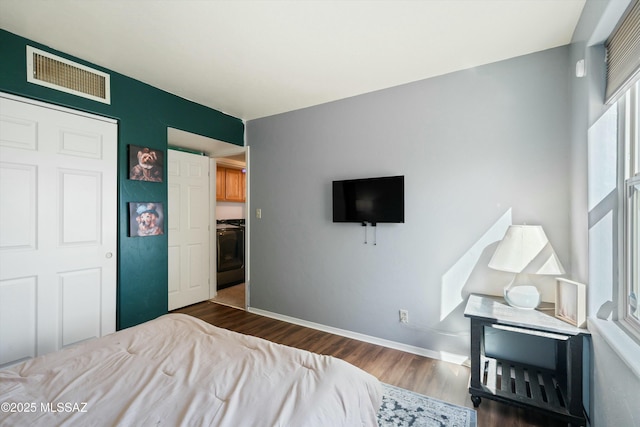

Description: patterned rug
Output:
[377,383,477,427]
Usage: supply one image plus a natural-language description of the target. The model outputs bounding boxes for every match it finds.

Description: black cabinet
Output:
[464,294,589,426]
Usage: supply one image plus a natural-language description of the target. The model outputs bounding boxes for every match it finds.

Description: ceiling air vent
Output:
[26,46,111,104]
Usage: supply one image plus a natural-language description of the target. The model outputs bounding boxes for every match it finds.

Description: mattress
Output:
[0,313,382,426]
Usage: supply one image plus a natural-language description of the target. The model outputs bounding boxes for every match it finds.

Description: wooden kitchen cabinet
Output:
[216,167,226,200]
[216,166,245,202]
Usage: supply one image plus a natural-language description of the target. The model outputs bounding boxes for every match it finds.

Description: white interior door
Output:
[0,94,117,367]
[168,149,211,310]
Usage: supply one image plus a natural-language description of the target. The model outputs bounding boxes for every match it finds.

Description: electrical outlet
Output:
[399,309,409,324]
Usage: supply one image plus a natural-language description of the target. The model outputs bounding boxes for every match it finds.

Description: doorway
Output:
[167,128,248,311]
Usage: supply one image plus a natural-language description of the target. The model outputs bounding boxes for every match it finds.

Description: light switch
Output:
[256,208,262,219]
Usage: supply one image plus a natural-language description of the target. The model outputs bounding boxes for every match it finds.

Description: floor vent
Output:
[26,46,111,104]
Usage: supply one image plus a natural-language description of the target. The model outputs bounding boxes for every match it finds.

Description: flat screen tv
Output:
[332,175,404,224]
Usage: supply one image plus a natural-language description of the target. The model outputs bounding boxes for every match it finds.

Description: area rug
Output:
[377,383,477,427]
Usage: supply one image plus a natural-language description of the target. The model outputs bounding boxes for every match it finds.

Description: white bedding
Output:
[0,313,382,426]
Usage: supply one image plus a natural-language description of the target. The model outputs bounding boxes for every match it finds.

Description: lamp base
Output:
[504,285,540,310]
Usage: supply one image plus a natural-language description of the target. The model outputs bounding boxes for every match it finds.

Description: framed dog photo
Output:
[129,145,163,182]
[129,202,164,237]
[555,278,586,328]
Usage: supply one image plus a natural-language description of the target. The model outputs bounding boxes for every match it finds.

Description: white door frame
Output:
[1,92,117,123]
[244,147,250,309]
[208,157,217,299]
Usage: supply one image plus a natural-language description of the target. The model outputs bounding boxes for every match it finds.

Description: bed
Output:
[0,313,382,426]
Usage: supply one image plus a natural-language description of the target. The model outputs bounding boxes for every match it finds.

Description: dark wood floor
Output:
[174,301,566,427]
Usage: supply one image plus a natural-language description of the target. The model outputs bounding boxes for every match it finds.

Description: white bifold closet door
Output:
[0,94,117,368]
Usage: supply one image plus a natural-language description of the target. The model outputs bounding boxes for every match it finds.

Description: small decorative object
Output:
[555,278,586,327]
[503,285,541,310]
[129,145,163,182]
[129,202,164,237]
[489,225,565,309]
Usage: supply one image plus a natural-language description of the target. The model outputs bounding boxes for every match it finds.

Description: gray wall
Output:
[246,46,571,357]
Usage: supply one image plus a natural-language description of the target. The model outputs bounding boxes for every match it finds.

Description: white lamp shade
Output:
[488,225,565,275]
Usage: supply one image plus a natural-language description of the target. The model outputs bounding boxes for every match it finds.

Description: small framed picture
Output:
[555,278,586,327]
[129,145,163,182]
[129,202,164,237]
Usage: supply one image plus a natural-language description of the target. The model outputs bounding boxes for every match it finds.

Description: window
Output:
[621,80,640,341]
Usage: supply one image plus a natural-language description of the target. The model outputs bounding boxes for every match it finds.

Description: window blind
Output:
[606,0,640,104]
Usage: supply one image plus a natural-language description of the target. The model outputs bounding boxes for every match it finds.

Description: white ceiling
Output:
[1,0,586,121]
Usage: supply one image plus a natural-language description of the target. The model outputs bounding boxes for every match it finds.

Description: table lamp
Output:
[488,225,565,309]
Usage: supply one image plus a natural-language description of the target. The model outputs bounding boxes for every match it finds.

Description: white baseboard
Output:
[247,307,468,365]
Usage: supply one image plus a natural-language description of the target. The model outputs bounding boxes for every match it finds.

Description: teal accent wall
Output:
[0,29,244,329]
